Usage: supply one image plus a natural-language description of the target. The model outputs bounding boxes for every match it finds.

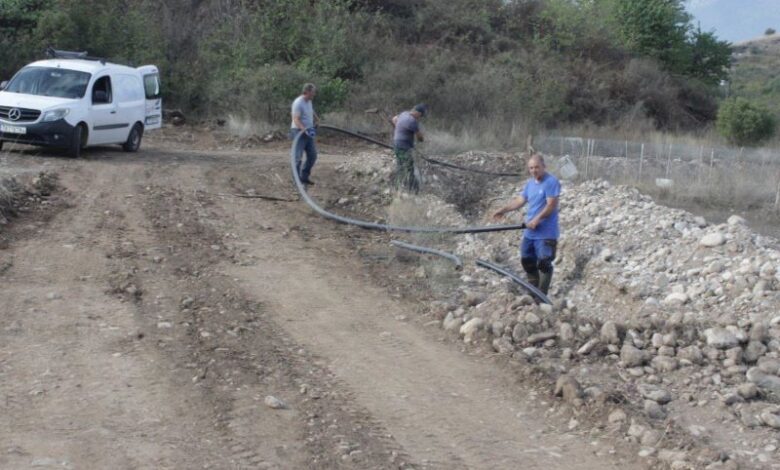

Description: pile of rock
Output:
[339,151,780,466]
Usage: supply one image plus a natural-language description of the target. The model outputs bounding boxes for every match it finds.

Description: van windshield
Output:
[5,66,91,99]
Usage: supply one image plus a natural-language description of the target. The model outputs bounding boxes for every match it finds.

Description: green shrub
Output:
[716,97,776,146]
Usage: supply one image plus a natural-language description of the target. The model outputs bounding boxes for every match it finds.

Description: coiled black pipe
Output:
[290,131,526,234]
[390,240,464,270]
[318,125,523,178]
[389,240,552,305]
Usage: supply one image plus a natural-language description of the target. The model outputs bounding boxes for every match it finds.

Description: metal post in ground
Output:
[638,143,645,181]
[775,169,780,210]
[665,143,673,178]
[709,149,715,185]
[698,145,704,184]
[585,139,591,179]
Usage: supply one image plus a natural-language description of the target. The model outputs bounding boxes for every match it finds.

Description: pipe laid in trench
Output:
[290,131,551,304]
[290,131,526,234]
[390,240,464,270]
[475,259,552,305]
[317,125,523,178]
[389,239,552,305]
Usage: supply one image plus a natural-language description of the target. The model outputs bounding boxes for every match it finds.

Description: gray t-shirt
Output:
[393,111,420,150]
[291,95,314,130]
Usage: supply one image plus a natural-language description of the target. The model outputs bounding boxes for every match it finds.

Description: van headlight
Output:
[41,108,70,122]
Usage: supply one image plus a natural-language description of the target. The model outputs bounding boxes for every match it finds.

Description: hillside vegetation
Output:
[1,0,733,134]
[731,33,780,119]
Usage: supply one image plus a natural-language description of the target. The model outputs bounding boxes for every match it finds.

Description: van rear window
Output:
[5,66,91,99]
[143,73,161,99]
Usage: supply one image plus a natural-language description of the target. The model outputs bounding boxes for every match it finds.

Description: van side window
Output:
[92,76,112,104]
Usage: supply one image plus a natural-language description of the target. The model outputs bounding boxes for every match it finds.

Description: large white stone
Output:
[700,232,726,247]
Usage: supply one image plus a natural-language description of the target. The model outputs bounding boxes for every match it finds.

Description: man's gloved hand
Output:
[305,127,317,138]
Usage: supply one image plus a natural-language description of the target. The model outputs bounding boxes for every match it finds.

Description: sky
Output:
[685,0,780,43]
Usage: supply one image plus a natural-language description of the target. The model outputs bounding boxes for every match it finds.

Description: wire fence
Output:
[535,135,780,210]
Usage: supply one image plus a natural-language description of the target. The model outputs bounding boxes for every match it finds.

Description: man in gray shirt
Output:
[392,103,426,192]
[290,83,320,185]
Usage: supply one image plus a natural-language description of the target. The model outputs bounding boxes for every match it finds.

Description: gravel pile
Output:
[336,151,780,468]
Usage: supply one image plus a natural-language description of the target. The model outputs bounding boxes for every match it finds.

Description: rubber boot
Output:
[521,258,539,288]
[538,270,553,295]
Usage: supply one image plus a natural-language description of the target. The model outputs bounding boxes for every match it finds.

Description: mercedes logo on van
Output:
[7,108,21,121]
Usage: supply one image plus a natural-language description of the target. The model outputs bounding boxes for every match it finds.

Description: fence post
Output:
[665,143,673,178]
[638,143,644,181]
[775,169,780,210]
[708,149,715,185]
[698,145,704,184]
[585,139,591,179]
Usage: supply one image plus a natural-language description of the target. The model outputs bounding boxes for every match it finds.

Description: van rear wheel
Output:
[122,124,143,152]
[68,124,86,158]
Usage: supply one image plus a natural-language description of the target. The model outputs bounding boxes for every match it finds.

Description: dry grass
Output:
[224,115,275,139]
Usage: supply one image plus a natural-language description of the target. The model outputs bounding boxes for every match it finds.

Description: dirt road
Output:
[0,140,642,469]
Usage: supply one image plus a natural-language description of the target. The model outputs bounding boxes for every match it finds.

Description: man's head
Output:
[527,154,546,181]
[410,103,427,119]
[302,83,317,101]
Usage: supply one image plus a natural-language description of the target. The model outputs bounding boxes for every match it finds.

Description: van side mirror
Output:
[0,81,8,91]
[93,90,109,104]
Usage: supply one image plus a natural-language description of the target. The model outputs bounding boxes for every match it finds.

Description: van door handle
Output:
[110,110,117,114]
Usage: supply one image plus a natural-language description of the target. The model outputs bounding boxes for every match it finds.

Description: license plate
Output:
[0,123,26,134]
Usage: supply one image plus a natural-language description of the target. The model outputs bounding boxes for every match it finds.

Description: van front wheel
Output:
[122,124,143,152]
[68,124,86,158]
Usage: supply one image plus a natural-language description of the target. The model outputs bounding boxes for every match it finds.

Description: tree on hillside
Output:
[684,27,732,86]
[614,0,690,70]
[0,0,52,79]
[766,28,776,36]
[612,0,731,87]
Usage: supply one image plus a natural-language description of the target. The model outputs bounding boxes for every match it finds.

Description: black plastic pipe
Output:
[290,131,527,234]
[390,240,464,270]
[318,125,523,178]
[475,259,552,305]
[389,240,551,304]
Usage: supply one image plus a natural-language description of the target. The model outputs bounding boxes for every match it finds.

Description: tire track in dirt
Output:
[213,157,645,470]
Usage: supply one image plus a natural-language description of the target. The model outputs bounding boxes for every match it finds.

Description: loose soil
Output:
[0,132,690,469]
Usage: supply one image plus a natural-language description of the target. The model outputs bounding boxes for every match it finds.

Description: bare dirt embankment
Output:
[0,133,657,470]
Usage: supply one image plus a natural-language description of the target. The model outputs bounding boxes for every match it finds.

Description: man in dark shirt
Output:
[391,104,427,192]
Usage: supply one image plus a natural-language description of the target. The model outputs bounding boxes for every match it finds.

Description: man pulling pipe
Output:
[491,154,561,295]
[392,104,427,192]
[290,83,320,185]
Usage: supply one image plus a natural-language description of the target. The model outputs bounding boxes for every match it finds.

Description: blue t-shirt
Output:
[520,173,561,240]
[291,95,315,130]
[393,111,420,150]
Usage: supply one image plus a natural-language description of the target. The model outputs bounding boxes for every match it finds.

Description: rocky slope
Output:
[336,150,780,469]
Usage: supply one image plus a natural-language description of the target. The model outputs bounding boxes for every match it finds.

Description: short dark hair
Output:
[413,103,428,116]
[302,83,316,93]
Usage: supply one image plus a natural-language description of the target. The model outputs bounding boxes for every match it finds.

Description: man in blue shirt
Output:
[290,83,320,185]
[492,154,561,295]
[391,104,427,192]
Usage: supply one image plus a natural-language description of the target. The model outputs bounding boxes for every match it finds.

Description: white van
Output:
[0,49,162,157]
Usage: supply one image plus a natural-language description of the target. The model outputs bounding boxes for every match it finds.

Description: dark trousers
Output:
[520,237,557,295]
[290,129,318,181]
[394,147,418,192]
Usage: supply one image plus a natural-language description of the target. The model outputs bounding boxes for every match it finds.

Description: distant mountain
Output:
[686,0,780,43]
